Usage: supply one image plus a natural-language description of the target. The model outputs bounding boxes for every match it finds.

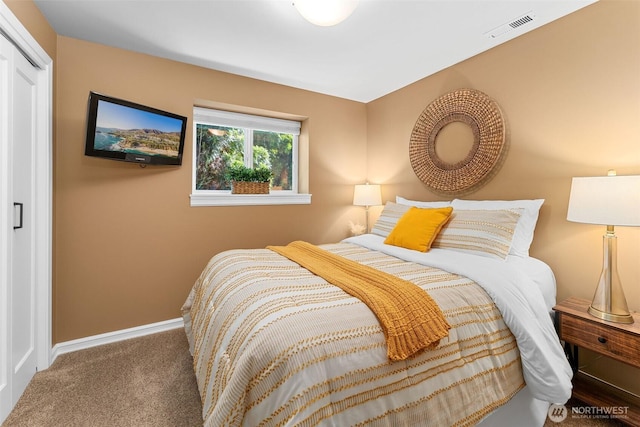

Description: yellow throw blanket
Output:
[267,241,450,361]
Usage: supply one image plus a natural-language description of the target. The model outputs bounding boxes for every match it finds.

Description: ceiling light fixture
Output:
[293,0,359,27]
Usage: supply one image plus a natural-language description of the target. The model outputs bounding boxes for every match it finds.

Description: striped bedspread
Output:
[267,240,451,360]
[183,242,535,426]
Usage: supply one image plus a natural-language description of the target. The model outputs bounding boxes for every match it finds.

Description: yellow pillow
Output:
[384,206,453,252]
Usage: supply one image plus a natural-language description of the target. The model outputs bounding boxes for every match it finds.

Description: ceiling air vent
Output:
[485,12,536,39]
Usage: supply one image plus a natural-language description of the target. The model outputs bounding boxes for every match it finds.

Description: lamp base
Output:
[586,231,634,324]
[588,305,634,324]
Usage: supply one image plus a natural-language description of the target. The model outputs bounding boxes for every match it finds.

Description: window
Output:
[190,107,311,206]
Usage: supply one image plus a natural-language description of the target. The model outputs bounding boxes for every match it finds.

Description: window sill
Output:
[190,192,312,207]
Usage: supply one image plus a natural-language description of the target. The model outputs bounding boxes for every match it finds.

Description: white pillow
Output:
[396,196,451,208]
[450,199,544,257]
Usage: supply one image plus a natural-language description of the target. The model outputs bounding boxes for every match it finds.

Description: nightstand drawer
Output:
[559,314,640,369]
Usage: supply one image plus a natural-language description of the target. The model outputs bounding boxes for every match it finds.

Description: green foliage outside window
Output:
[195,125,243,190]
[195,123,293,191]
[254,130,293,190]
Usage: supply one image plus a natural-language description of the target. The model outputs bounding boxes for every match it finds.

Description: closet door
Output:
[0,4,52,423]
[0,33,39,420]
[11,36,39,407]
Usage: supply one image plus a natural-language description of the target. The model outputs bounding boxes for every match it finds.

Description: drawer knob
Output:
[597,336,607,344]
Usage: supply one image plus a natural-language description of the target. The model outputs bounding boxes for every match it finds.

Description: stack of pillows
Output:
[372,197,544,260]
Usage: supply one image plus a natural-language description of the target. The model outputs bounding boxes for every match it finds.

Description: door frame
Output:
[0,1,53,371]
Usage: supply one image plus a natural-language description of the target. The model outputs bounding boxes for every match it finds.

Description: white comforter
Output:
[344,234,573,404]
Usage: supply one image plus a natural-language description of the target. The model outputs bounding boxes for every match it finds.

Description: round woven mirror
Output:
[409,89,506,195]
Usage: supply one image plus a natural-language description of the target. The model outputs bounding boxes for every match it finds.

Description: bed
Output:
[182,198,573,426]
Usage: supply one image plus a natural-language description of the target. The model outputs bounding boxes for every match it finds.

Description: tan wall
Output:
[367,0,640,393]
[53,37,367,343]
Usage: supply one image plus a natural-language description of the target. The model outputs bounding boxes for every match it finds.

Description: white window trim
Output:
[190,107,311,207]
[190,192,311,207]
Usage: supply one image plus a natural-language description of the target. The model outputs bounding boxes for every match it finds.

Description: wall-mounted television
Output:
[85,92,187,166]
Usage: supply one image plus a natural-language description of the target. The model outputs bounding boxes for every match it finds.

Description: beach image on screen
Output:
[93,100,183,158]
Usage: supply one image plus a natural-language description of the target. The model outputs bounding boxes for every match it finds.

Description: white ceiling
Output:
[33,0,596,103]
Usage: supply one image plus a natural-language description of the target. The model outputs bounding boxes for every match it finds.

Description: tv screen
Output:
[85,92,187,165]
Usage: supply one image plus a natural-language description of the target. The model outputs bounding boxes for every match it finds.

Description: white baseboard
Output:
[50,317,184,365]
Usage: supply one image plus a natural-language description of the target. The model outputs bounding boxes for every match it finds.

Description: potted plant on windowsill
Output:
[226,165,273,194]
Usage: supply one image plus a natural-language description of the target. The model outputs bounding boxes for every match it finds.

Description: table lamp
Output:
[566,171,640,324]
[353,183,382,233]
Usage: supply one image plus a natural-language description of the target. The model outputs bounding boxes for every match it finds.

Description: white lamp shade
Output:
[353,184,382,207]
[294,0,359,26]
[567,175,640,226]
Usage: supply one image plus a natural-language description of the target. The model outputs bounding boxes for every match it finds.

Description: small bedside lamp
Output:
[567,171,640,324]
[353,183,382,233]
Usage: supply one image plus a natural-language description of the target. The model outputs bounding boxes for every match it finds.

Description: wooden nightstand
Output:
[554,297,640,426]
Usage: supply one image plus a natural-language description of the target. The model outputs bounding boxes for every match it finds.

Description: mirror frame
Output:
[409,89,506,195]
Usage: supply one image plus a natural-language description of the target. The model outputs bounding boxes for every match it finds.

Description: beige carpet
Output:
[3,328,625,427]
[3,328,202,427]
